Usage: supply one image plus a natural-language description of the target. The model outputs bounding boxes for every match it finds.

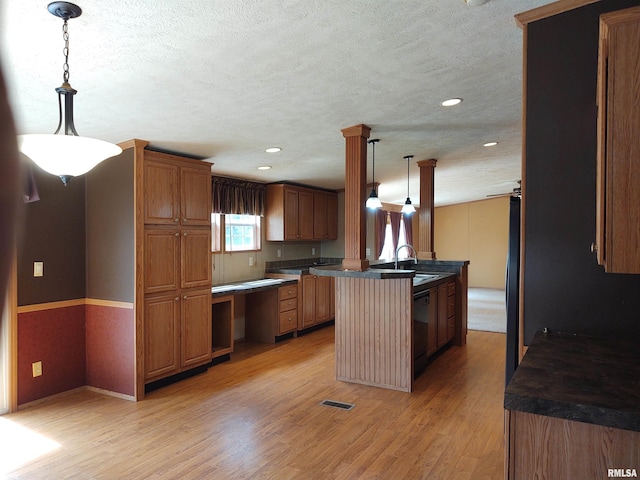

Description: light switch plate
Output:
[33,261,44,277]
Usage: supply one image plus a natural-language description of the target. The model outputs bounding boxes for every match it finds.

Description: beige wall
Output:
[434,196,509,289]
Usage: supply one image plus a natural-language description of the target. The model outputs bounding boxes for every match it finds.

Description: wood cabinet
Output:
[142,150,213,383]
[595,6,640,273]
[144,293,180,380]
[427,282,456,356]
[313,192,339,240]
[265,184,337,241]
[301,274,333,329]
[245,283,299,343]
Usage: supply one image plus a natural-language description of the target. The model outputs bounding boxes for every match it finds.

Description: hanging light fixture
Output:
[401,155,416,215]
[366,138,382,210]
[17,2,122,186]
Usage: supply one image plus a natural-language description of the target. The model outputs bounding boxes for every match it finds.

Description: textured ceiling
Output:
[1,0,552,206]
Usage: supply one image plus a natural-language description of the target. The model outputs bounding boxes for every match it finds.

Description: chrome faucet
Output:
[395,244,418,269]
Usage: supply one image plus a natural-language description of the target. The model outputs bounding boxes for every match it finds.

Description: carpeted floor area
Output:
[468,288,506,333]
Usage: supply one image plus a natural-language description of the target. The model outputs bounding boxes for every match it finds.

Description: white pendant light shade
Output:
[366,190,382,209]
[19,134,121,184]
[401,198,416,215]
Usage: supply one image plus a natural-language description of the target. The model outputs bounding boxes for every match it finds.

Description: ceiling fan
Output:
[487,180,521,198]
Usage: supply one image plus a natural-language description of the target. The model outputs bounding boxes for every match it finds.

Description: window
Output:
[212,214,261,252]
[378,216,409,260]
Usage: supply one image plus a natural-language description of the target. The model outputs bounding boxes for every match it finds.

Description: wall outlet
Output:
[366,248,371,256]
[32,361,42,377]
[312,247,316,256]
[277,249,282,258]
[33,261,44,277]
[249,256,254,266]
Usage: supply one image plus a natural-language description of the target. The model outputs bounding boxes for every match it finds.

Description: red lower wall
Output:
[85,305,135,396]
[18,305,86,405]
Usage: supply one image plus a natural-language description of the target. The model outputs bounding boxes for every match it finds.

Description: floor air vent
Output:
[320,399,355,410]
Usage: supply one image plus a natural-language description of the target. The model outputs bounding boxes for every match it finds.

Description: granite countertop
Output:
[211,278,297,297]
[504,331,640,432]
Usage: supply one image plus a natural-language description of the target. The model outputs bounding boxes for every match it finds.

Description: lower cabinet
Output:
[426,281,456,357]
[301,274,334,329]
[144,288,212,382]
[246,283,299,343]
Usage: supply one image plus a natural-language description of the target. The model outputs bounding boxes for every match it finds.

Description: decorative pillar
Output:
[417,159,437,259]
[341,124,371,271]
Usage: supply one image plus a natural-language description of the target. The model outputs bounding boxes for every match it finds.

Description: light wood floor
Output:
[3,327,506,479]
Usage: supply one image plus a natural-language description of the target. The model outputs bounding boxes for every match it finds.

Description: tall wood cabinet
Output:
[265,183,338,241]
[595,6,640,273]
[141,150,212,383]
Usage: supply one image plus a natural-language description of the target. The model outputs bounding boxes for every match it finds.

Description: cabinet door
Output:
[427,288,438,356]
[284,188,300,240]
[144,159,180,225]
[302,274,317,328]
[596,7,640,273]
[144,229,180,294]
[298,190,314,240]
[326,193,338,240]
[181,228,212,289]
[313,192,328,240]
[181,289,213,368]
[437,283,449,348]
[181,166,211,226]
[145,293,180,380]
[330,277,336,319]
[315,275,332,322]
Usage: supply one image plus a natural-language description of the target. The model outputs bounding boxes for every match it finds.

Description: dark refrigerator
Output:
[505,195,521,386]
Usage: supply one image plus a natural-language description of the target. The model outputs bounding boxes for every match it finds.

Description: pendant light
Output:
[17,2,122,186]
[401,155,416,215]
[366,138,382,210]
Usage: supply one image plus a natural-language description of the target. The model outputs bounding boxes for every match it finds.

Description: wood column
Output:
[341,124,370,271]
[417,159,437,260]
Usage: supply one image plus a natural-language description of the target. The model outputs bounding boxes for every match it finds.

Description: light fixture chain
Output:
[62,19,70,83]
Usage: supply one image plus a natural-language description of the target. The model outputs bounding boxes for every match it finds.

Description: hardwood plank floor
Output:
[2,327,506,479]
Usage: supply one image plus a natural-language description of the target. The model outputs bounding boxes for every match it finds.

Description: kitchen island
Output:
[311,259,468,392]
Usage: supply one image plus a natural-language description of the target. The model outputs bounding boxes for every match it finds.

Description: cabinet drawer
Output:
[279,285,297,301]
[280,297,298,313]
[447,295,456,318]
[279,309,298,334]
[447,282,456,297]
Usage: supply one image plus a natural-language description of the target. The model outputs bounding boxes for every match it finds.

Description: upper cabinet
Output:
[265,184,338,241]
[144,151,212,226]
[595,6,640,273]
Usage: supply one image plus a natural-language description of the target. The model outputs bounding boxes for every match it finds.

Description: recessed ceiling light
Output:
[257,166,271,170]
[265,147,282,153]
[483,141,498,147]
[441,98,463,107]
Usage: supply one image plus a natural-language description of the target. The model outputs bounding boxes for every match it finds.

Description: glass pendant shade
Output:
[366,189,382,209]
[19,134,122,185]
[401,198,416,215]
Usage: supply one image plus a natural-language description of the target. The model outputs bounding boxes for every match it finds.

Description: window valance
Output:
[212,176,265,216]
